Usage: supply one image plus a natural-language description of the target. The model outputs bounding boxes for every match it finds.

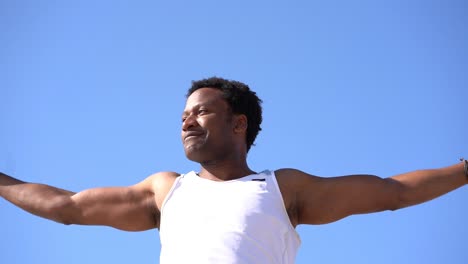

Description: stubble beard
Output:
[184,140,233,165]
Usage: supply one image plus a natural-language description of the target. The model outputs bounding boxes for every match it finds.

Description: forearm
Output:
[390,162,467,209]
[0,172,76,224]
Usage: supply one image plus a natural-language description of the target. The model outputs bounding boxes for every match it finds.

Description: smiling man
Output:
[1,77,467,263]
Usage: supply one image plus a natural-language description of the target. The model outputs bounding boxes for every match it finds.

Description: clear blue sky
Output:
[1,1,467,263]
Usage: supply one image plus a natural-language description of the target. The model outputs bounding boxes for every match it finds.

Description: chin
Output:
[184,146,203,162]
[185,153,208,164]
[184,147,214,164]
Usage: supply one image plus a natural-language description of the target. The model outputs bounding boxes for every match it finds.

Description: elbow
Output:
[58,219,74,226]
[46,196,80,225]
[384,178,409,211]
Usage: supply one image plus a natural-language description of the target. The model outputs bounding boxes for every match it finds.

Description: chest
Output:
[159,176,290,241]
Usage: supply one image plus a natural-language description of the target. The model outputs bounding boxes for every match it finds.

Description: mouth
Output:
[183,131,205,142]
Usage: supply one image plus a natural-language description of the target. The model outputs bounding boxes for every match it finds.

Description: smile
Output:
[185,135,199,141]
[183,131,205,141]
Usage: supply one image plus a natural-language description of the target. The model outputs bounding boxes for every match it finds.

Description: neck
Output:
[198,157,255,181]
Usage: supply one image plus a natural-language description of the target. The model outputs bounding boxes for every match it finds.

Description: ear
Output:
[233,114,248,134]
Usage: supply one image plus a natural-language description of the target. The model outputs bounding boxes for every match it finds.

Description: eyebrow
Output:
[182,100,219,116]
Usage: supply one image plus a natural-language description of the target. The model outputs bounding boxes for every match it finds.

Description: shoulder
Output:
[148,171,180,184]
[135,171,181,211]
[147,171,181,194]
[273,169,321,226]
[274,168,320,185]
[134,171,180,190]
[273,169,324,206]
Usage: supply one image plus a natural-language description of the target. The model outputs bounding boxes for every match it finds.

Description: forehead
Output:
[183,88,227,111]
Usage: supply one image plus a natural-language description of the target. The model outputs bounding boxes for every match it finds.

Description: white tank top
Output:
[159,170,301,264]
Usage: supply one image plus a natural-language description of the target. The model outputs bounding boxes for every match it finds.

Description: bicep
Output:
[67,179,158,231]
[294,170,402,225]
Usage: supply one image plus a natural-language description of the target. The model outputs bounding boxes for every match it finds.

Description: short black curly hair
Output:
[187,77,263,152]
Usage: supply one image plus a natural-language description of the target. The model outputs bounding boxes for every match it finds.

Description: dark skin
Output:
[181,88,255,180]
[0,87,466,231]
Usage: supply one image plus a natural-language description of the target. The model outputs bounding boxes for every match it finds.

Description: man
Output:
[1,77,467,263]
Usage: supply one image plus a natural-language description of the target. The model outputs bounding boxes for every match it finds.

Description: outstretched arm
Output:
[277,161,467,226]
[0,172,177,231]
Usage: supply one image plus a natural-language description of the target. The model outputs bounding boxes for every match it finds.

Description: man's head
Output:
[187,77,263,152]
[182,77,263,163]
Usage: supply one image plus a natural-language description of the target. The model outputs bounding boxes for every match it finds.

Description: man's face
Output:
[181,88,235,163]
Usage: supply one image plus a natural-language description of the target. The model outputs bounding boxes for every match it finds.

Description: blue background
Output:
[1,1,467,263]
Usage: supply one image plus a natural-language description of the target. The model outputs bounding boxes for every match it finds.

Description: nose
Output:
[182,114,198,131]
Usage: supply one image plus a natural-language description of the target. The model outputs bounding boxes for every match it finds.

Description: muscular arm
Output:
[0,172,177,231]
[277,162,467,225]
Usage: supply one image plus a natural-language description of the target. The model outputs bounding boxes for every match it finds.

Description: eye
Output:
[198,109,208,115]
